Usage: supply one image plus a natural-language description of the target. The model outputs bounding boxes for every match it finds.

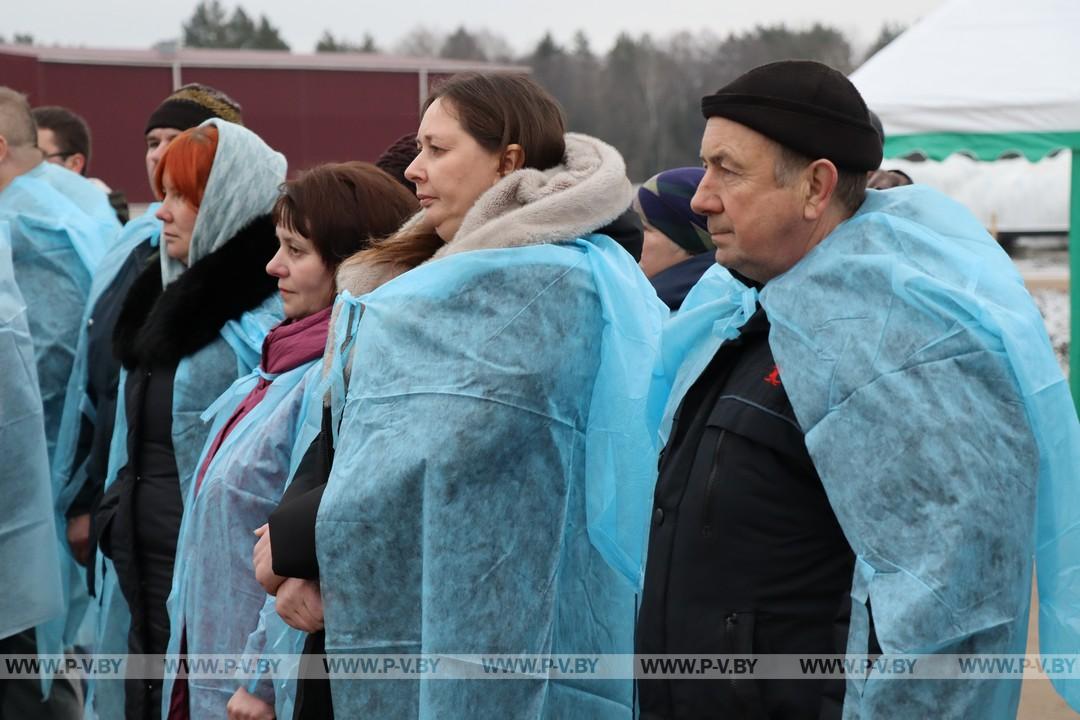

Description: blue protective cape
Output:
[52,207,162,519]
[162,357,322,718]
[40,208,161,678]
[657,185,1080,717]
[240,368,326,720]
[316,234,666,717]
[26,162,121,247]
[0,172,103,457]
[0,223,64,640]
[0,175,101,695]
[85,295,282,720]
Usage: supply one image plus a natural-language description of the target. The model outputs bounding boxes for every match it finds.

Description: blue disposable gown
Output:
[243,595,307,719]
[240,373,326,720]
[162,358,323,717]
[0,175,101,696]
[0,222,64,640]
[85,295,282,720]
[0,173,103,457]
[316,235,666,717]
[656,185,1080,718]
[36,209,161,696]
[26,162,121,246]
[51,207,161,521]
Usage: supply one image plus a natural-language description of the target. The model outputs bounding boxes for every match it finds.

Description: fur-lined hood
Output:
[336,132,633,297]
[114,214,279,370]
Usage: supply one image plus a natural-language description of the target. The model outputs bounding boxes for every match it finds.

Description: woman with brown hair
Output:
[258,72,667,718]
[157,162,417,720]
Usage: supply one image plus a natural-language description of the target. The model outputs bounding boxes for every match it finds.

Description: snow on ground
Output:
[1011,236,1070,377]
[1032,289,1070,377]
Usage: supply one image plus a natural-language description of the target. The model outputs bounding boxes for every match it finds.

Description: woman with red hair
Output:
[95,120,286,720]
[152,125,217,266]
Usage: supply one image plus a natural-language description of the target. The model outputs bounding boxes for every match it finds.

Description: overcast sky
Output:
[11,0,946,55]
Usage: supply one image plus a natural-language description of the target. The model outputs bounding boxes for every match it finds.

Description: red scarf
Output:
[193,305,331,495]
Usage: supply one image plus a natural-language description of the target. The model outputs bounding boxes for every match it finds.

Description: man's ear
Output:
[66,153,87,175]
[0,135,8,165]
[500,143,525,176]
[803,159,839,221]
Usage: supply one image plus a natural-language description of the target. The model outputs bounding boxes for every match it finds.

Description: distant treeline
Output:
[179,2,905,181]
[382,22,900,181]
[8,1,905,174]
[523,25,902,181]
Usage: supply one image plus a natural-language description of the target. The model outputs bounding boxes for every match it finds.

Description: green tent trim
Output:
[885,131,1080,162]
[884,131,1079,409]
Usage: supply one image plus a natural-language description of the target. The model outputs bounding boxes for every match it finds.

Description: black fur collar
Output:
[114,214,278,369]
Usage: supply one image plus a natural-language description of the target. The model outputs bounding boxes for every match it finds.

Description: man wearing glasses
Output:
[33,106,90,176]
[27,105,122,234]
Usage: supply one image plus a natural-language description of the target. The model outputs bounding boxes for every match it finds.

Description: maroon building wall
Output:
[39,63,174,201]
[181,67,421,184]
[1,51,426,202]
[0,52,40,98]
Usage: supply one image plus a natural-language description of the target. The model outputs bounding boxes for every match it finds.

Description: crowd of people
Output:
[0,59,1077,720]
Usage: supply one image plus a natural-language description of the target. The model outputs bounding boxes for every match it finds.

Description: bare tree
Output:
[441,27,487,61]
[861,22,907,65]
[395,27,444,57]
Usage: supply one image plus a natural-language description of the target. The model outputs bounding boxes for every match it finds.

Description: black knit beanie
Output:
[701,60,882,171]
[145,83,243,134]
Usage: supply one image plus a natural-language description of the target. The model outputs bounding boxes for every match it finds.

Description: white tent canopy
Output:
[851,4,1080,713]
[887,153,1069,235]
[850,0,1080,411]
[852,0,1080,141]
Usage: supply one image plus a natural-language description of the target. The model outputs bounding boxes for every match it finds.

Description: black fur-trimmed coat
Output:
[97,214,278,720]
[114,214,279,369]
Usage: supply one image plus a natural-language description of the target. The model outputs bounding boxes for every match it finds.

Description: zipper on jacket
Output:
[724,612,768,719]
[725,613,746,709]
[701,430,726,538]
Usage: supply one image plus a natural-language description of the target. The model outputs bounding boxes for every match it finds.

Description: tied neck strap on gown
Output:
[194,306,331,496]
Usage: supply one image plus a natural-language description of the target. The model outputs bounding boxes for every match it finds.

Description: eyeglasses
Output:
[42,151,75,162]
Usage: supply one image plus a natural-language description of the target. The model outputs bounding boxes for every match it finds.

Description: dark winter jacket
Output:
[268,404,334,720]
[636,306,856,720]
[650,252,716,310]
[597,207,644,261]
[65,240,157,592]
[71,240,158,516]
[95,215,278,720]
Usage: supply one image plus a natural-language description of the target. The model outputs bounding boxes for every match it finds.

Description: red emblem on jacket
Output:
[764,364,782,387]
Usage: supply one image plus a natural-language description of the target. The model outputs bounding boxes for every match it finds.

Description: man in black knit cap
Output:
[637,55,1077,720]
[636,60,882,719]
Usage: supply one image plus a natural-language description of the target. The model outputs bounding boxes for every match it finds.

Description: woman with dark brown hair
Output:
[158,162,416,720]
[257,72,667,718]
